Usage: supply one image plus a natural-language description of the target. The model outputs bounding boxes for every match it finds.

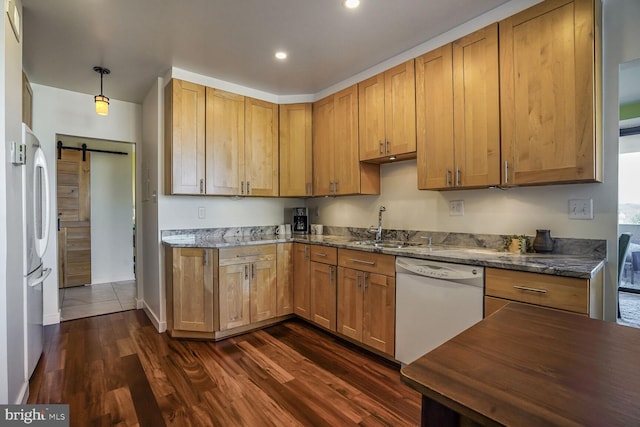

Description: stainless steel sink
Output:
[351,240,421,249]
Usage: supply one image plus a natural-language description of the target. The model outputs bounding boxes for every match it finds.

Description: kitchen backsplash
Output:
[162,226,606,257]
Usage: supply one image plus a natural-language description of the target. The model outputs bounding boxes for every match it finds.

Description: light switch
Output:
[449,200,464,216]
[569,199,593,220]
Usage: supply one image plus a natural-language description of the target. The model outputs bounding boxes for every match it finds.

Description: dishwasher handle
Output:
[395,257,483,282]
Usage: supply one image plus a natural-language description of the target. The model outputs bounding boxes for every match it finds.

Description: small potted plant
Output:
[503,234,532,254]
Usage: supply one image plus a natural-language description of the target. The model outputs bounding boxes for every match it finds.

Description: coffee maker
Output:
[291,207,310,234]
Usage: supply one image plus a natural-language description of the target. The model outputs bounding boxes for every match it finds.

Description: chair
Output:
[632,252,640,284]
[617,233,631,318]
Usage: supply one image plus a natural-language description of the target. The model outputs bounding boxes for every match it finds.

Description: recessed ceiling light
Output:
[344,0,360,9]
[275,51,287,60]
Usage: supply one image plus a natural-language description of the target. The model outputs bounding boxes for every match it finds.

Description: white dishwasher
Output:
[395,257,484,365]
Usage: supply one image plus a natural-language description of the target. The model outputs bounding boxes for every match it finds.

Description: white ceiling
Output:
[21,0,514,104]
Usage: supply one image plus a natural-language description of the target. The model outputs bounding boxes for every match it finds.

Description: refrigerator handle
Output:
[28,268,52,288]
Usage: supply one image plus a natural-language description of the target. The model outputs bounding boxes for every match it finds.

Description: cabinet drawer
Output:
[338,249,395,277]
[219,244,276,266]
[310,245,337,265]
[485,268,588,314]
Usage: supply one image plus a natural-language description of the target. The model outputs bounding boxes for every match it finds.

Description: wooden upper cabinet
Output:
[313,85,380,196]
[245,97,279,196]
[500,0,601,186]
[279,103,312,197]
[452,24,500,188]
[416,45,455,190]
[164,79,206,195]
[205,88,245,196]
[359,60,416,162]
[416,24,500,190]
[312,96,335,196]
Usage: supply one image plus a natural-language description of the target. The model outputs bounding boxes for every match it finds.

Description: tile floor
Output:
[59,280,137,321]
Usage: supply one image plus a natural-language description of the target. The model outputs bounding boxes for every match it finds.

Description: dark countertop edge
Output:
[161,235,605,279]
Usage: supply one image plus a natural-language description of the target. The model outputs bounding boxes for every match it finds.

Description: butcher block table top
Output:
[401,303,640,427]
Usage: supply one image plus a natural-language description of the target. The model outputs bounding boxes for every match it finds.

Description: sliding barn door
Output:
[57,150,91,287]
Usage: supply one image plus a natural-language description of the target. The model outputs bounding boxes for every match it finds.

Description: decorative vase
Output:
[533,229,553,253]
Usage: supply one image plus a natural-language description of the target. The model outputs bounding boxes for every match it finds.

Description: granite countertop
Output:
[162,232,605,279]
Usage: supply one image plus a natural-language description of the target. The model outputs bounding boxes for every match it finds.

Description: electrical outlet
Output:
[569,199,593,220]
[449,200,464,216]
[198,207,206,219]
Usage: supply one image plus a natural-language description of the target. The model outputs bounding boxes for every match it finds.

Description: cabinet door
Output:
[358,73,386,161]
[416,45,455,190]
[165,79,206,195]
[293,244,311,319]
[384,60,416,157]
[279,104,313,197]
[205,88,245,195]
[362,273,395,355]
[312,95,335,196]
[333,85,360,195]
[277,243,294,316]
[500,0,599,185]
[310,261,336,331]
[453,24,501,188]
[337,267,363,341]
[171,248,214,332]
[245,97,279,196]
[250,259,277,323]
[219,263,251,330]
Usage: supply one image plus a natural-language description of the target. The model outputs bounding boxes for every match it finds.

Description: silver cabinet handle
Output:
[385,140,390,154]
[306,183,311,196]
[356,272,361,289]
[247,181,251,195]
[446,168,452,187]
[316,252,327,257]
[200,178,204,194]
[304,245,309,259]
[244,264,249,280]
[204,250,209,266]
[333,181,338,194]
[329,266,334,283]
[379,141,383,155]
[363,273,369,289]
[513,285,547,294]
[349,258,375,266]
[252,263,256,279]
[241,181,245,195]
[455,167,460,187]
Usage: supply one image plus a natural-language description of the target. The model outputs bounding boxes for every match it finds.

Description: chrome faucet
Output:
[369,206,386,242]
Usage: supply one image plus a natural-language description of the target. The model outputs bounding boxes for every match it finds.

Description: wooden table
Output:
[401,303,640,427]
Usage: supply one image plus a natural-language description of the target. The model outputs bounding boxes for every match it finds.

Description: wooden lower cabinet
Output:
[484,267,602,318]
[310,261,337,331]
[337,250,396,356]
[292,243,311,319]
[219,245,277,331]
[165,247,217,337]
[277,243,294,316]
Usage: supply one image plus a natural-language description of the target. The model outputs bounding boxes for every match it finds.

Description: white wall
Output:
[1,0,28,404]
[31,84,141,324]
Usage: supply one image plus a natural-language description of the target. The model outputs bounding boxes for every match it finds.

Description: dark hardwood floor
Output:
[28,310,421,426]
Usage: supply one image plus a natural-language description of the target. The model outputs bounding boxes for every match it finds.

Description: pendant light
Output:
[93,66,110,116]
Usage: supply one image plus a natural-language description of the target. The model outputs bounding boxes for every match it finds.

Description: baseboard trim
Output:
[43,309,61,325]
[143,302,166,333]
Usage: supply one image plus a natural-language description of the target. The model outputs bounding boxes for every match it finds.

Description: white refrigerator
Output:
[22,123,52,380]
